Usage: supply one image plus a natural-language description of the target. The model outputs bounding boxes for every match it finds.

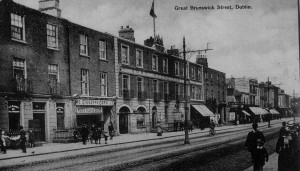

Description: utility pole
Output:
[181,38,213,145]
[267,77,271,128]
[294,89,296,123]
[183,37,190,144]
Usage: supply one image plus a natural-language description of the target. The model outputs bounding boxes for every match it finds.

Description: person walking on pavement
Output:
[157,121,163,136]
[179,120,184,131]
[0,129,10,154]
[174,120,178,132]
[19,126,27,153]
[81,124,89,145]
[28,129,35,148]
[209,119,216,135]
[108,122,115,140]
[245,123,265,164]
[252,139,269,171]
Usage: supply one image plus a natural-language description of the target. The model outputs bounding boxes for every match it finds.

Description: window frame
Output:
[192,86,196,99]
[11,13,26,42]
[137,77,144,92]
[47,24,59,49]
[153,80,158,93]
[191,67,195,80]
[175,62,179,76]
[80,34,89,56]
[48,64,59,82]
[121,44,130,65]
[163,58,168,73]
[198,67,202,82]
[13,58,26,79]
[136,49,143,68]
[152,55,158,71]
[122,75,130,90]
[100,72,107,97]
[81,69,89,95]
[99,40,106,60]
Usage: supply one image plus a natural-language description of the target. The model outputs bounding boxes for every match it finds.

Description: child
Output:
[28,129,35,148]
[252,139,269,171]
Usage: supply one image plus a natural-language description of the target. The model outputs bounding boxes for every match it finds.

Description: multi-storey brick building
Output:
[0,0,116,142]
[114,29,206,133]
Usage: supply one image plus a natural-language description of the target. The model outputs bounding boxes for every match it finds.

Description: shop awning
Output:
[249,107,268,115]
[269,109,280,115]
[192,105,215,117]
[242,110,251,116]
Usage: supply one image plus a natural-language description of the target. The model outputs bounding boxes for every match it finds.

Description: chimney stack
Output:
[119,25,135,42]
[196,51,208,67]
[39,0,61,18]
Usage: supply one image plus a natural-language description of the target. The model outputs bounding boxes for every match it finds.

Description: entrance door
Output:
[119,114,128,134]
[33,113,45,141]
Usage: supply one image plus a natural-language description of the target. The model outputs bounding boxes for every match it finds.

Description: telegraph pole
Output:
[183,37,190,144]
[267,77,271,128]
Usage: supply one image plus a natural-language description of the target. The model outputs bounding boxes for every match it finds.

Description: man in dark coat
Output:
[174,120,178,132]
[245,123,265,163]
[81,124,89,145]
[108,122,114,140]
[19,126,27,153]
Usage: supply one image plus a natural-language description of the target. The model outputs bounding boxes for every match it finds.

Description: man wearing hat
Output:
[81,124,89,145]
[245,123,266,163]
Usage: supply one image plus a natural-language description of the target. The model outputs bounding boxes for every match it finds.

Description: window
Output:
[100,73,107,96]
[198,67,202,82]
[47,24,58,48]
[175,84,179,96]
[153,80,158,93]
[13,58,26,79]
[163,82,169,94]
[80,34,88,55]
[137,77,143,92]
[175,62,179,76]
[136,49,143,67]
[48,65,59,88]
[198,86,203,100]
[152,55,158,71]
[81,69,89,95]
[163,58,168,73]
[122,75,129,90]
[11,13,25,41]
[191,67,195,80]
[191,86,196,99]
[99,40,106,60]
[121,45,129,64]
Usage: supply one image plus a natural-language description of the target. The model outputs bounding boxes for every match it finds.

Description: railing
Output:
[11,78,33,93]
[164,94,171,102]
[122,89,134,100]
[138,91,147,101]
[154,92,162,102]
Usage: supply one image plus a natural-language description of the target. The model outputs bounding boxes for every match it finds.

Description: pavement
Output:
[0,118,297,170]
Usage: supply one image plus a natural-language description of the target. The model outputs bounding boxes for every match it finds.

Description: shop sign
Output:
[229,112,236,121]
[0,101,7,110]
[9,105,20,113]
[76,99,114,106]
[77,106,103,114]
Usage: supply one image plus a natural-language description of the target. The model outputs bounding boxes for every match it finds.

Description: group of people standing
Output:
[78,122,115,145]
[173,120,193,132]
[0,126,34,154]
[245,121,299,171]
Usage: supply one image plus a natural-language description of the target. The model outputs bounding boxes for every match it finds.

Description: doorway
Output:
[119,106,130,134]
[33,113,46,141]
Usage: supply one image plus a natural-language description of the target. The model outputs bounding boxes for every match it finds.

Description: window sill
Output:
[80,54,90,58]
[122,62,130,65]
[99,58,109,62]
[47,47,60,51]
[11,38,27,44]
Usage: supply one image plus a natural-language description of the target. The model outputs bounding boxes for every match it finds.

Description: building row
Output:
[0,0,227,142]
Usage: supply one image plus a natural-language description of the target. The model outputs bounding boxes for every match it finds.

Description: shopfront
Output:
[75,99,114,128]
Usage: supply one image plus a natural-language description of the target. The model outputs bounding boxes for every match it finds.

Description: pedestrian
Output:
[99,127,108,144]
[218,118,222,127]
[279,122,288,138]
[188,121,193,132]
[157,121,163,136]
[209,119,216,135]
[1,129,10,154]
[252,139,269,171]
[81,124,89,145]
[245,123,265,164]
[91,124,97,144]
[19,126,27,153]
[73,129,79,143]
[174,120,178,132]
[108,122,115,140]
[28,129,35,148]
[179,120,184,131]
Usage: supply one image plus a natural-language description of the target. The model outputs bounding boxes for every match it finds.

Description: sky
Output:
[14,0,300,96]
